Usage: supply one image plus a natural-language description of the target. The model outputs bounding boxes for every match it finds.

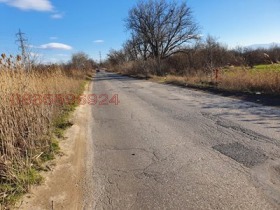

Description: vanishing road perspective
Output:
[2,0,280,209]
[88,70,280,209]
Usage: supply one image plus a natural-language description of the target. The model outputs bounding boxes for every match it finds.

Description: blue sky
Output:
[0,0,279,63]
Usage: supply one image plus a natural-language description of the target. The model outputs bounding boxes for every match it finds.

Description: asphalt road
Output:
[88,70,280,209]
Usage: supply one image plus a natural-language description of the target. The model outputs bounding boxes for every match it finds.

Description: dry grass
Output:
[220,67,280,93]
[111,57,280,94]
[0,54,89,206]
[149,65,280,95]
[151,74,209,86]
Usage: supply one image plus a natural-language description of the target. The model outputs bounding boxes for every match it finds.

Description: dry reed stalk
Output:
[0,54,88,205]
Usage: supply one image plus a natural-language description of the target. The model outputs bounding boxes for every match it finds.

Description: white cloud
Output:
[39,43,73,50]
[51,13,63,19]
[56,54,69,57]
[93,40,104,43]
[28,44,35,48]
[0,0,53,11]
[30,52,42,57]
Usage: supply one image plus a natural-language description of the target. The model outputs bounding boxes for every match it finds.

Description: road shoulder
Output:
[16,82,93,210]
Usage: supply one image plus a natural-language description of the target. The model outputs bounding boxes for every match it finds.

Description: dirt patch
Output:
[16,82,93,210]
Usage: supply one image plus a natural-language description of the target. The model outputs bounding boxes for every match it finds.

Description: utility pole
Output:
[99,51,102,67]
[16,29,28,68]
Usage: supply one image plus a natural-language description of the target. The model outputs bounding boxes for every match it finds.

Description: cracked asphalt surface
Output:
[86,71,280,209]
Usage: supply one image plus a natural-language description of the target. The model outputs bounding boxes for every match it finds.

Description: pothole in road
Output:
[213,142,268,167]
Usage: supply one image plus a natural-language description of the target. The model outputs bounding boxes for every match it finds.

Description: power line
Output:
[99,51,102,65]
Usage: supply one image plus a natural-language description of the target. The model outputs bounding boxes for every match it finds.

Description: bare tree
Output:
[107,49,127,66]
[71,52,89,70]
[268,44,280,63]
[126,0,199,75]
[123,34,150,61]
[204,36,226,71]
[71,52,95,72]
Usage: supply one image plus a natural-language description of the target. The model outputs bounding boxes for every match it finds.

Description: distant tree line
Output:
[34,52,97,78]
[106,0,280,76]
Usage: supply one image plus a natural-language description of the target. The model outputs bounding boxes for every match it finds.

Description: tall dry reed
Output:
[219,68,280,93]
[0,54,88,205]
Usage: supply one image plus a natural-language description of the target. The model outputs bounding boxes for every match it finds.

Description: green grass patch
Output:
[41,139,60,162]
[0,167,43,206]
[52,81,87,138]
[53,81,88,138]
[253,64,280,72]
[53,105,75,138]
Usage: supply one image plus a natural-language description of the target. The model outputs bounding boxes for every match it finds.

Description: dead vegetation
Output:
[149,65,280,94]
[106,32,280,95]
[219,66,280,93]
[0,53,93,207]
[105,0,280,95]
